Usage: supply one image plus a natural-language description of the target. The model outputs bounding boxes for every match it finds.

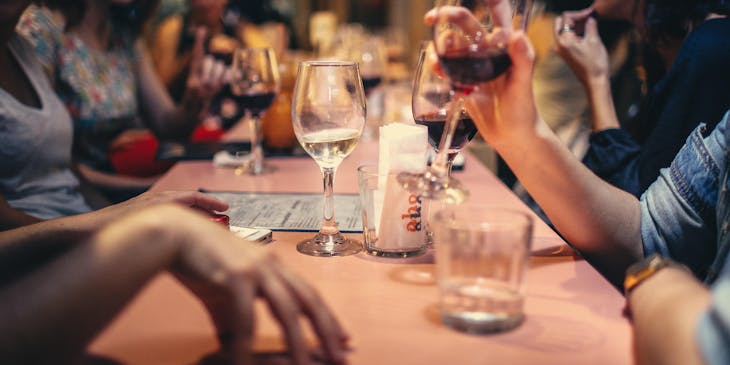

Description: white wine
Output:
[300,128,361,168]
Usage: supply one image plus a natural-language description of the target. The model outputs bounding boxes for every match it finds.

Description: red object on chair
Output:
[109,131,173,177]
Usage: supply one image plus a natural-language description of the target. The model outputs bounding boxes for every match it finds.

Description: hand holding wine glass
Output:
[292,61,365,256]
[425,1,539,149]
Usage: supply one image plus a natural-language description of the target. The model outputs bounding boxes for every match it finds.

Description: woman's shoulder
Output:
[16,5,66,43]
[684,18,730,57]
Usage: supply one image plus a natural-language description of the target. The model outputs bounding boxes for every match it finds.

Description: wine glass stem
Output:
[248,112,264,174]
[320,167,340,236]
[432,95,465,177]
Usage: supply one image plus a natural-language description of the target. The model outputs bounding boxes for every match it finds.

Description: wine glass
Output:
[399,0,532,202]
[413,42,478,175]
[292,61,366,256]
[230,48,280,175]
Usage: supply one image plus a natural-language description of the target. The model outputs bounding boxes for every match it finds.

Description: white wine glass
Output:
[292,61,365,256]
[230,48,280,175]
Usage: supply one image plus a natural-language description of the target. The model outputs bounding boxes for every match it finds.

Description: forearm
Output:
[629,268,710,365]
[585,77,620,131]
[0,198,41,231]
[0,207,183,364]
[494,121,643,283]
[136,41,200,140]
[76,164,157,193]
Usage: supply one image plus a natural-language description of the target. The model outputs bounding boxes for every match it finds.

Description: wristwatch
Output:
[623,253,680,294]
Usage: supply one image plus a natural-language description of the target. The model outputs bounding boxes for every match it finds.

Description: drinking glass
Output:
[230,48,280,175]
[292,61,366,256]
[399,0,532,202]
[432,204,533,333]
[413,42,478,176]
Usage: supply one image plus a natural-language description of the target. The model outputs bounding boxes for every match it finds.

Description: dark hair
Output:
[38,0,159,38]
[643,0,730,43]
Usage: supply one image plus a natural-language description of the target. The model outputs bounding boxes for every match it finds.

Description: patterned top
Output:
[17,5,142,171]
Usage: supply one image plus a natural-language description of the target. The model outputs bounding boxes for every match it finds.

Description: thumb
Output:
[507,31,535,86]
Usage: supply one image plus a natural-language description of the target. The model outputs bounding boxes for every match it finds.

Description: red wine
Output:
[439,51,511,91]
[362,76,382,95]
[233,92,276,117]
[414,112,478,151]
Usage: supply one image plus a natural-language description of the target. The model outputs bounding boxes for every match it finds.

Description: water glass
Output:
[432,204,533,333]
[358,164,428,258]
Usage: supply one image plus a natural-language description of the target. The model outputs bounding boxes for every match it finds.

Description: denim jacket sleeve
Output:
[640,113,727,278]
[583,129,643,196]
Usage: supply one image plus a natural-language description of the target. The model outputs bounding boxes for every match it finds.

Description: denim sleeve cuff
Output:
[584,128,641,174]
[697,279,730,365]
[640,119,726,274]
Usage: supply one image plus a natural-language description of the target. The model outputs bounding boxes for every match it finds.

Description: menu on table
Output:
[202,190,362,232]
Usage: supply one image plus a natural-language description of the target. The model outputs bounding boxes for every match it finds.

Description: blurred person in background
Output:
[556,0,730,196]
[16,0,228,203]
[149,0,237,102]
[428,3,730,364]
[507,0,640,222]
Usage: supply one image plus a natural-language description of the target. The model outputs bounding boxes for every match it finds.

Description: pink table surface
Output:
[89,140,632,365]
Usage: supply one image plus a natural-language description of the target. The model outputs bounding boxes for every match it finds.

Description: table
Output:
[89,140,632,365]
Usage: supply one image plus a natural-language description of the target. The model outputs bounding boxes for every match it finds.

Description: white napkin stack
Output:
[375,123,429,249]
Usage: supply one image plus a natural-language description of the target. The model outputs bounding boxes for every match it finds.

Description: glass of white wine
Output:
[291,61,365,256]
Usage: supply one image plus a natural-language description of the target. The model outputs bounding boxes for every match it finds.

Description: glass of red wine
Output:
[230,48,280,175]
[399,0,532,202]
[413,42,478,175]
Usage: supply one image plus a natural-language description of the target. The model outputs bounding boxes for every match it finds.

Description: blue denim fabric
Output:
[640,111,730,364]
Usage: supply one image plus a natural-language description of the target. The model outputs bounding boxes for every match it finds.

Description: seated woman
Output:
[555,0,730,196]
[17,1,227,202]
[0,1,91,229]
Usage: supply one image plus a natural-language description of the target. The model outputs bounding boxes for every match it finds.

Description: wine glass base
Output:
[397,171,469,203]
[296,232,362,257]
[235,162,277,176]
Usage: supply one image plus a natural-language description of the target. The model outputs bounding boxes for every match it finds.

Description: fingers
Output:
[276,267,349,364]
[257,268,311,365]
[427,6,485,37]
[230,279,256,365]
[183,192,229,212]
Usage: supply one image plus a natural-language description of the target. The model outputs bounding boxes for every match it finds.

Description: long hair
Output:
[38,0,159,38]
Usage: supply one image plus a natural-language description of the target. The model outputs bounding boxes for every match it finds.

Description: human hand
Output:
[424,3,539,148]
[185,28,230,108]
[83,190,228,231]
[554,8,610,87]
[162,207,349,365]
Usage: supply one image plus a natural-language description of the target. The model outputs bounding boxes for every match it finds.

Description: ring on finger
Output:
[559,23,574,34]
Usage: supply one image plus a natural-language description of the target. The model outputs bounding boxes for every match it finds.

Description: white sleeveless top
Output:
[0,34,90,219]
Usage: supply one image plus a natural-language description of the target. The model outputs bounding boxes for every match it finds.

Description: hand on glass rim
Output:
[424,4,514,78]
[462,31,539,149]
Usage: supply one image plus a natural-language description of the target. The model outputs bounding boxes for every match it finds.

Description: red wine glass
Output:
[399,0,532,202]
[230,48,280,175]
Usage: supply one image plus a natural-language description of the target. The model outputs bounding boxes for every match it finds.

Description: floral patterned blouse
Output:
[17,5,141,171]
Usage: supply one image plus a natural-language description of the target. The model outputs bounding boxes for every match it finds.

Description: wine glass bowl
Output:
[292,61,365,256]
[230,48,280,174]
[413,42,478,164]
